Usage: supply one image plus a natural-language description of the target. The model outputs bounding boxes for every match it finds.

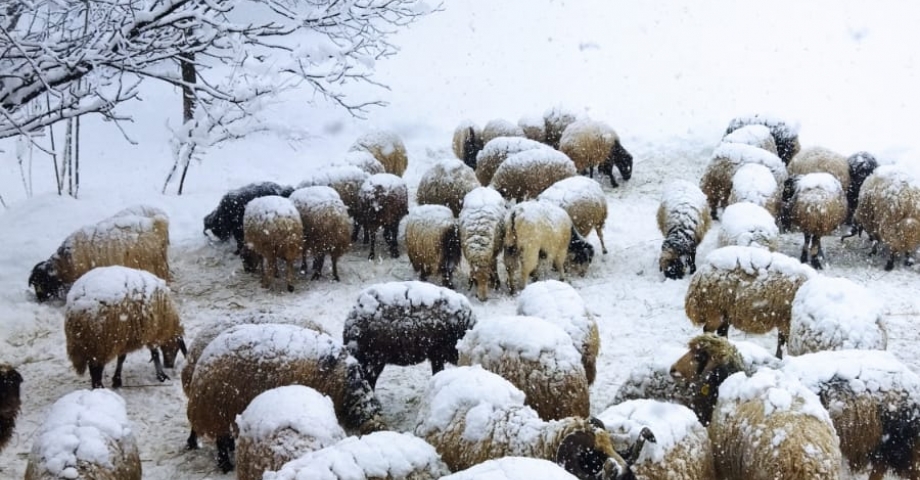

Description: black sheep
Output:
[203,182,294,257]
[0,364,23,453]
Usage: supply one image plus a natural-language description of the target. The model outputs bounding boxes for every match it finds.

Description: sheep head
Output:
[159,336,188,369]
[461,126,484,169]
[659,229,694,280]
[600,140,633,186]
[669,334,744,425]
[556,419,654,480]
[0,364,23,411]
[567,227,595,271]
[29,260,63,303]
[203,209,231,241]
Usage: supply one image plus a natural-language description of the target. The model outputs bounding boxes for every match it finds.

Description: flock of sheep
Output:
[2,107,920,480]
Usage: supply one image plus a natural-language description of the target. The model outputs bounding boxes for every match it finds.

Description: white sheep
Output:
[518,114,547,143]
[241,195,303,292]
[442,457,582,480]
[349,130,409,177]
[728,162,782,216]
[453,120,485,168]
[516,280,600,385]
[475,136,550,186]
[263,431,450,480]
[289,186,351,281]
[456,315,590,420]
[699,142,787,220]
[64,265,184,389]
[851,164,920,270]
[724,113,801,164]
[459,186,506,301]
[25,389,141,480]
[558,119,633,187]
[717,201,779,251]
[404,205,461,287]
[416,158,481,216]
[785,172,847,269]
[343,281,476,389]
[539,176,609,254]
[490,147,578,202]
[543,105,580,149]
[656,180,712,279]
[597,399,715,480]
[481,118,526,146]
[684,246,816,358]
[234,385,347,480]
[357,173,409,260]
[415,365,650,480]
[722,124,779,156]
[788,276,887,355]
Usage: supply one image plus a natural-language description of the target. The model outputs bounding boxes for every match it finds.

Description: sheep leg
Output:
[112,354,127,388]
[216,435,235,473]
[351,218,361,242]
[596,227,608,255]
[368,228,378,260]
[384,224,400,258]
[809,236,823,270]
[285,258,295,292]
[261,255,275,288]
[885,253,896,271]
[300,239,309,274]
[688,247,698,275]
[905,254,915,267]
[520,248,541,290]
[430,358,446,375]
[149,347,169,382]
[311,255,325,280]
[331,255,341,282]
[800,233,811,264]
[776,331,787,359]
[89,364,105,389]
[364,361,385,390]
[185,430,199,450]
[505,250,518,293]
[553,253,567,283]
[715,320,729,337]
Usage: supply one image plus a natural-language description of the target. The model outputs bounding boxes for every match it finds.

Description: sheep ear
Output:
[556,431,613,480]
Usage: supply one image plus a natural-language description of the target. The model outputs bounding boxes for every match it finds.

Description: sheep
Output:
[111,204,170,264]
[263,431,450,480]
[298,165,371,243]
[490,148,578,202]
[519,114,547,143]
[456,315,590,420]
[29,210,172,302]
[404,205,462,287]
[722,124,779,156]
[481,118,527,146]
[415,365,654,480]
[240,195,303,292]
[342,281,476,389]
[475,136,551,186]
[459,186,506,301]
[788,276,887,355]
[844,151,879,226]
[724,113,801,164]
[699,142,787,220]
[656,180,712,280]
[357,173,409,260]
[416,158,481,216]
[728,162,783,216]
[203,181,293,254]
[558,119,633,187]
[453,120,485,169]
[64,265,185,389]
[349,130,409,177]
[289,186,351,281]
[335,150,386,175]
[850,165,920,270]
[716,202,779,251]
[186,323,385,472]
[516,280,601,385]
[543,105,580,149]
[234,385,347,480]
[24,389,141,480]
[503,200,594,294]
[0,364,22,453]
[441,457,587,480]
[597,399,716,480]
[539,176,609,254]
[784,172,848,269]
[684,245,817,358]
[787,146,851,192]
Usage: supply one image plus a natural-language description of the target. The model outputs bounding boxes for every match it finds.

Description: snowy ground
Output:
[2,1,919,478]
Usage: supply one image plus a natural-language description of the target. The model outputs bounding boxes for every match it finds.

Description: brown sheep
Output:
[349,130,409,177]
[539,176,610,254]
[297,165,370,243]
[850,165,920,270]
[724,114,801,164]
[787,146,851,192]
[543,106,580,149]
[404,205,462,287]
[416,158,481,216]
[559,119,632,187]
[475,136,549,186]
[699,142,786,220]
[0,364,22,453]
[518,114,547,143]
[481,118,526,146]
[452,120,484,169]
[490,148,578,202]
[240,196,303,292]
[459,186,506,301]
[289,186,351,281]
[504,200,581,293]
[357,173,409,260]
[722,124,779,156]
[785,172,848,269]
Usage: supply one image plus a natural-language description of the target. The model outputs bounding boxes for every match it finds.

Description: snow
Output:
[516,280,594,349]
[475,136,548,168]
[704,245,818,279]
[711,142,788,183]
[243,196,299,223]
[195,323,343,373]
[289,186,345,211]
[335,151,385,174]
[65,265,168,315]
[717,368,831,423]
[731,163,779,207]
[723,124,774,149]
[718,202,779,250]
[597,399,703,465]
[797,172,843,193]
[462,187,505,212]
[298,165,369,190]
[558,118,617,145]
[659,179,709,219]
[789,276,887,355]
[517,115,544,132]
[483,119,525,139]
[456,315,583,371]
[726,113,801,138]
[538,176,606,208]
[236,385,345,447]
[784,350,920,400]
[351,130,404,158]
[360,173,406,194]
[406,204,455,230]
[495,148,575,176]
[27,389,136,477]
[348,280,473,321]
[441,457,579,480]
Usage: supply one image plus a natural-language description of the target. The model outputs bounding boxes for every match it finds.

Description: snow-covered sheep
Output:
[656,180,712,279]
[543,106,580,150]
[699,142,787,220]
[722,124,779,156]
[490,147,578,202]
[263,431,450,480]
[349,130,409,177]
[289,186,351,281]
[785,172,847,269]
[788,276,887,355]
[844,151,879,225]
[851,165,920,270]
[558,119,633,187]
[453,120,485,169]
[343,281,476,389]
[24,389,141,480]
[475,136,549,186]
[539,176,609,254]
[415,366,651,480]
[29,210,172,302]
[64,266,184,389]
[787,146,851,192]
[516,280,601,385]
[203,181,293,254]
[441,457,582,480]
[728,163,782,216]
[416,158,481,216]
[186,323,385,472]
[110,204,170,266]
[456,315,590,421]
[717,202,779,251]
[684,246,817,358]
[298,165,370,243]
[481,118,526,146]
[784,350,920,479]
[404,205,462,287]
[334,150,386,175]
[597,400,715,480]
[234,385,347,480]
[503,200,594,293]
[519,114,547,143]
[459,187,506,301]
[240,196,303,292]
[0,364,22,453]
[357,173,409,260]
[724,113,801,164]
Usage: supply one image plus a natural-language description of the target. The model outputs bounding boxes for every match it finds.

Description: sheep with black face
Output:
[656,180,711,279]
[203,181,293,256]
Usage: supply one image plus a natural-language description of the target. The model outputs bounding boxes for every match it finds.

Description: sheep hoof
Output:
[287,285,295,293]
[311,272,322,281]
[186,432,199,450]
[156,372,169,382]
[111,377,122,389]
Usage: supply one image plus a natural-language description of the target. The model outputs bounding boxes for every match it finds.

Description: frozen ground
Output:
[2,1,919,478]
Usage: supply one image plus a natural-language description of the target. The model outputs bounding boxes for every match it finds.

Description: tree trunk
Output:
[177,53,197,195]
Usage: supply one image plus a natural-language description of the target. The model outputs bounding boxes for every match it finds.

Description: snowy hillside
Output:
[2,1,919,479]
